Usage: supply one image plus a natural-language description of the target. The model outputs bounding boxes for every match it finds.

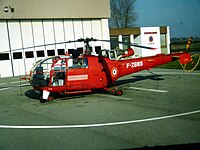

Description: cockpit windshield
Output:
[68,58,88,68]
[35,57,57,79]
[30,56,65,86]
[30,56,88,87]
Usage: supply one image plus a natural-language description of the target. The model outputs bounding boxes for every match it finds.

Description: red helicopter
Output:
[22,38,193,103]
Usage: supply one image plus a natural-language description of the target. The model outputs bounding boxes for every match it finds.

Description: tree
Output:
[109,0,137,28]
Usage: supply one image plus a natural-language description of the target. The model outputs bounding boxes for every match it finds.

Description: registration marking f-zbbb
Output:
[126,61,143,68]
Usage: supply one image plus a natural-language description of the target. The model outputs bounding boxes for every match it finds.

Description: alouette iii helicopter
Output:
[21,38,196,103]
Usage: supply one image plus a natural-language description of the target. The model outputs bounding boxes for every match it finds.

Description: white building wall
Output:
[166,26,171,54]
[140,27,161,57]
[0,21,13,77]
[133,34,142,58]
[0,19,110,77]
[8,20,25,77]
[20,20,35,73]
[101,19,110,50]
[53,20,66,50]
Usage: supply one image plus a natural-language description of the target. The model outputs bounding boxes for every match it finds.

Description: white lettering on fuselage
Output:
[126,61,143,68]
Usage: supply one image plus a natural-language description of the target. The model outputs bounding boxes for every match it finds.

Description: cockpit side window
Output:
[99,50,117,60]
[68,58,88,69]
[52,58,66,86]
[109,51,117,60]
[99,50,109,57]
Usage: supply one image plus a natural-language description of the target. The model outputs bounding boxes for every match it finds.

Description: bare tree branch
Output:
[110,0,137,28]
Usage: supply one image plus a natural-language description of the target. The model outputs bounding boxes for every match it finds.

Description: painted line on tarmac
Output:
[136,71,200,76]
[0,84,30,92]
[10,80,27,84]
[0,83,7,86]
[0,109,200,129]
[17,83,30,87]
[96,94,132,100]
[126,87,168,93]
[0,87,10,91]
[0,80,26,85]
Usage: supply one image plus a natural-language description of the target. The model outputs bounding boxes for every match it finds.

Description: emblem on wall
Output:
[149,36,153,42]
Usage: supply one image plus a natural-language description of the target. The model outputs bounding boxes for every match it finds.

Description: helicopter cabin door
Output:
[66,58,89,90]
[50,58,66,91]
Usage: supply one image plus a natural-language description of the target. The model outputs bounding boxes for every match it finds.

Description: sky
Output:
[134,0,200,38]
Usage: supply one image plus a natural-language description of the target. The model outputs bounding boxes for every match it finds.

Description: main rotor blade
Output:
[3,38,156,53]
[95,39,157,50]
[4,40,81,52]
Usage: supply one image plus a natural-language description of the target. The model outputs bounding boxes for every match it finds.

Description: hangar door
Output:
[0,19,110,77]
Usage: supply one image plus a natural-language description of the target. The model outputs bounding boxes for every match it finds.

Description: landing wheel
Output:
[39,96,54,103]
[39,97,46,103]
[47,96,54,102]
[115,89,123,96]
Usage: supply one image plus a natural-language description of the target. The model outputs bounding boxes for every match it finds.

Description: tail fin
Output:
[186,37,192,51]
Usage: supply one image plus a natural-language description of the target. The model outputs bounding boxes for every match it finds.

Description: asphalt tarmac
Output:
[0,68,200,150]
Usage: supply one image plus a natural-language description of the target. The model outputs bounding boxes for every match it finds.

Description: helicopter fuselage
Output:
[29,51,190,101]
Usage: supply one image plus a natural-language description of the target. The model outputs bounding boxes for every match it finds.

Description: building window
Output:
[161,34,167,48]
[0,53,9,61]
[13,52,22,59]
[47,50,55,56]
[122,35,130,49]
[57,49,65,55]
[68,49,74,54]
[77,47,84,54]
[37,50,45,57]
[25,51,34,58]
[110,36,118,50]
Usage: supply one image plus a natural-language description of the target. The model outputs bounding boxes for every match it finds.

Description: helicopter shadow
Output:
[116,72,181,87]
[24,73,181,101]
[115,74,164,86]
[25,89,41,100]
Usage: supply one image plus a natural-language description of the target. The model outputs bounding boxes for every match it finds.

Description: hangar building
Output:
[0,0,171,78]
[0,0,110,77]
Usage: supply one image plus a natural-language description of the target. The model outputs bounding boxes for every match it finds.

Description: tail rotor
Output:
[179,38,200,72]
[180,54,200,73]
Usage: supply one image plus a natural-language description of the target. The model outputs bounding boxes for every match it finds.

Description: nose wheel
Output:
[39,90,54,103]
[39,96,54,103]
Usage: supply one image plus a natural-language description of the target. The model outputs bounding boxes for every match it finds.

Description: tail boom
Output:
[117,52,191,78]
